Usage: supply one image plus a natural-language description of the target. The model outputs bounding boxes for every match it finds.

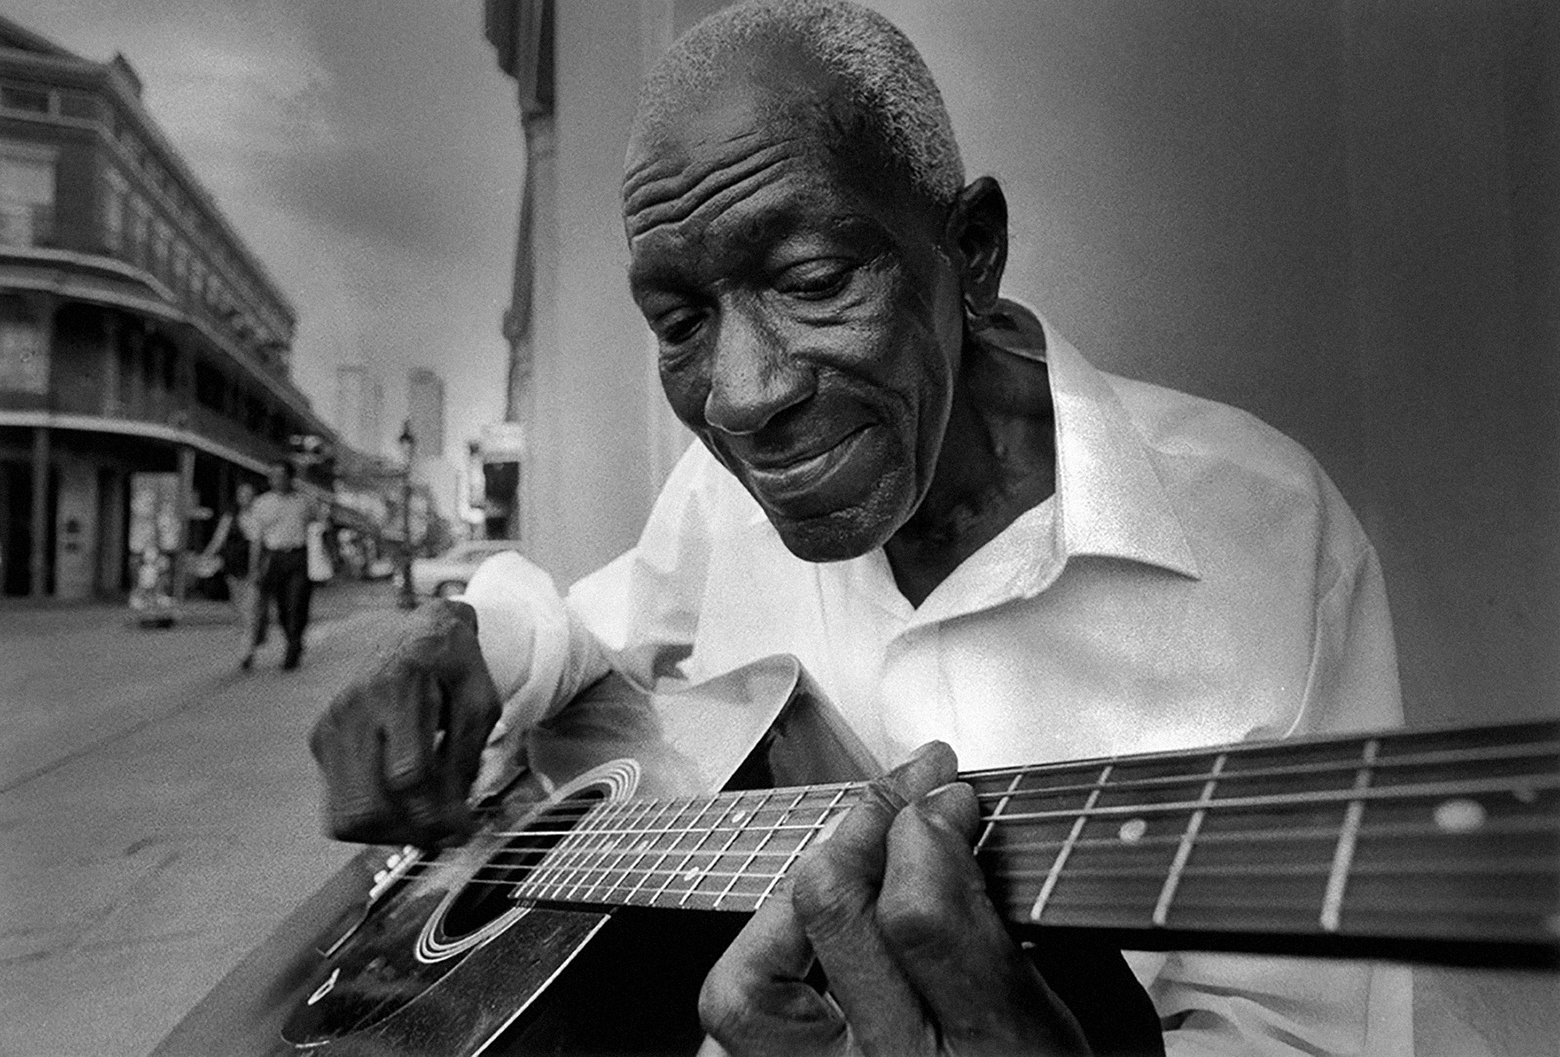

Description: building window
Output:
[0,83,50,114]
[0,142,57,247]
[0,295,45,394]
[194,359,226,411]
[101,172,127,252]
[151,220,170,280]
[126,196,149,266]
[58,90,96,120]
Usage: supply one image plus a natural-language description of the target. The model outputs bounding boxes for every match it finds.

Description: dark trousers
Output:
[257,547,312,656]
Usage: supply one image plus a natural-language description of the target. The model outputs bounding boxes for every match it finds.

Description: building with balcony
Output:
[0,15,335,598]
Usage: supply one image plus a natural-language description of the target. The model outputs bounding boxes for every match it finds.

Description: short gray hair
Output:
[637,0,965,207]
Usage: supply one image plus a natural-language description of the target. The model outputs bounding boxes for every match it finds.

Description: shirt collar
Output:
[982,298,1201,581]
[741,298,1202,606]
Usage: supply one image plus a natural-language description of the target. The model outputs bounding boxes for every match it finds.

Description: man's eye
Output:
[778,262,852,300]
[656,308,706,345]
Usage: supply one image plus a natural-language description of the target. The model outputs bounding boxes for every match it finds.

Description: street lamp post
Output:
[397,421,417,610]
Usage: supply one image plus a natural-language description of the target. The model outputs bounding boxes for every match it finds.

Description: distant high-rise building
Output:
[333,364,384,456]
[407,367,445,459]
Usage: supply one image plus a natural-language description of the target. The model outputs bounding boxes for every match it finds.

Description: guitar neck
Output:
[504,719,1560,968]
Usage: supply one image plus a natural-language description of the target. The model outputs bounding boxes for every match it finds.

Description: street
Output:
[0,582,413,1057]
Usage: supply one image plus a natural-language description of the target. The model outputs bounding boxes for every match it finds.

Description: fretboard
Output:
[494,719,1560,967]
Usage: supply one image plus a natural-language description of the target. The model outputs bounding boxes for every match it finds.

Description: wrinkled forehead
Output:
[624,52,902,226]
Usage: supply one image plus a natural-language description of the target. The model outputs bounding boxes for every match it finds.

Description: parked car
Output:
[405,540,523,598]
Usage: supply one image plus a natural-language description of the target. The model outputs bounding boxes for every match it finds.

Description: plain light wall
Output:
[860,0,1559,734]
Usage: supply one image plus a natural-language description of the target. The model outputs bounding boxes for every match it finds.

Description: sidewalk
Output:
[0,580,415,1057]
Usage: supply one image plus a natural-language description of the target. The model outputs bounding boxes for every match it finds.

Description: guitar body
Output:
[153,656,879,1057]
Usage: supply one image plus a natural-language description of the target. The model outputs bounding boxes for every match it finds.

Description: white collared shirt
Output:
[465,305,1410,1056]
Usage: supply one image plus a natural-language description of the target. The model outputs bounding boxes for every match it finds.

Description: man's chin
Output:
[764,505,898,564]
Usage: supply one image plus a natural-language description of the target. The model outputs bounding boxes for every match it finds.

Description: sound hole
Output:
[439,787,607,940]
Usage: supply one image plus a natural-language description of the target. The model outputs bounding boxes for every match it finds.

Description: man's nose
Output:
[702,303,813,436]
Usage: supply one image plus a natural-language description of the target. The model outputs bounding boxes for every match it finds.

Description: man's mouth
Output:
[741,425,877,515]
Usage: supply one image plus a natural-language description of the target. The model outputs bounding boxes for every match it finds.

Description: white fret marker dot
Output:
[682,869,699,882]
[731,811,747,823]
[1433,798,1486,833]
[1118,818,1148,843]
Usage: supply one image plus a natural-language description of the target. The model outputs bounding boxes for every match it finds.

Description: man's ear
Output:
[946,176,1008,317]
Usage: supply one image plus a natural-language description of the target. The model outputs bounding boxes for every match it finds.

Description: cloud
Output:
[8,0,521,450]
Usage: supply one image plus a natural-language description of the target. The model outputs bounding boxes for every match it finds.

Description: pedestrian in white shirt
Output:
[250,460,316,670]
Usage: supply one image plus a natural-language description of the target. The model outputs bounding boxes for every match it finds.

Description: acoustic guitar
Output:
[153,655,1559,1056]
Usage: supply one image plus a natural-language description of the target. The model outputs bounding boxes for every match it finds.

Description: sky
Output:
[8,0,524,461]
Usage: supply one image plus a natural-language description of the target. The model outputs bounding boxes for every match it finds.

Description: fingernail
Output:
[915,781,977,838]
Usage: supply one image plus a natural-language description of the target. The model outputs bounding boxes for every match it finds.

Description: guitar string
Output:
[384,859,1560,922]
[958,731,1560,785]
[453,753,1559,839]
[388,778,1559,878]
[415,846,1560,893]
[470,771,1559,841]
[464,736,1559,826]
[439,742,1559,843]
[385,811,1560,889]
[967,744,1560,803]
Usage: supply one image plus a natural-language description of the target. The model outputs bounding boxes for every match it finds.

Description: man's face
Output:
[624,77,964,561]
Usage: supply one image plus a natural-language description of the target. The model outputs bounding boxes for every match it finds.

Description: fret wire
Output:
[623,795,714,906]
[756,787,851,909]
[648,794,737,908]
[529,798,604,900]
[577,794,663,904]
[1153,753,1226,926]
[1029,763,1112,924]
[970,742,1560,805]
[974,772,1025,856]
[605,794,681,906]
[1321,739,1379,932]
[551,796,633,902]
[679,792,753,907]
[528,797,615,901]
[712,788,783,910]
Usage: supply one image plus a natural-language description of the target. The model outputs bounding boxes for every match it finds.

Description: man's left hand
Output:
[698,741,1155,1056]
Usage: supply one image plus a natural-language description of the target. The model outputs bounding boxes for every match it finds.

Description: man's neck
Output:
[884,335,1056,607]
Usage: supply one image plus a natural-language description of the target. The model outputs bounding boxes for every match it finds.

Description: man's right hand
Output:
[309,599,502,846]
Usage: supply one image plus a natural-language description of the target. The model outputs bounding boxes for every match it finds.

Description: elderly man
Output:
[310,2,1408,1053]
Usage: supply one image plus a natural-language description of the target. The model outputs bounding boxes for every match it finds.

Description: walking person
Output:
[199,480,263,669]
[250,460,316,671]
